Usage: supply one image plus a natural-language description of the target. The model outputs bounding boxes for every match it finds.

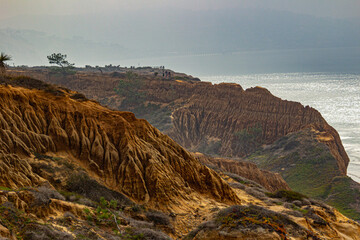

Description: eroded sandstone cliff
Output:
[0,81,240,211]
[12,69,348,176]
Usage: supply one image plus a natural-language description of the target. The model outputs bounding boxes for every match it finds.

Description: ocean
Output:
[202,73,360,183]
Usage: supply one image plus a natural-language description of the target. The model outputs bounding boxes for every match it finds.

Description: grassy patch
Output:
[0,203,33,238]
[65,172,133,206]
[247,131,340,198]
[324,176,360,221]
[246,130,360,221]
[132,104,172,132]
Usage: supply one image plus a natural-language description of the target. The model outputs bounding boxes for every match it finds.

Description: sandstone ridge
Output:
[0,83,240,211]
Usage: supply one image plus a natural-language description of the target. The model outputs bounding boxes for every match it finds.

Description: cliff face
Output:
[14,70,348,176]
[0,83,240,211]
[149,82,348,176]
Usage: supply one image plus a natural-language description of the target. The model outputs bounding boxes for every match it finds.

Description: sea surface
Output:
[202,73,360,183]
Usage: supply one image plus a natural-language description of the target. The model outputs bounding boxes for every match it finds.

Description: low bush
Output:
[292,200,302,207]
[228,182,246,190]
[217,205,300,230]
[283,202,294,209]
[184,221,217,240]
[264,198,283,206]
[65,172,133,206]
[306,209,328,226]
[225,172,266,190]
[30,186,65,206]
[23,223,74,240]
[266,190,308,202]
[245,187,268,200]
[127,219,153,230]
[145,211,171,226]
[130,227,172,240]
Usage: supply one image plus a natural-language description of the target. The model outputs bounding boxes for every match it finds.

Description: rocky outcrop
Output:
[0,83,240,211]
[195,153,290,192]
[186,204,360,240]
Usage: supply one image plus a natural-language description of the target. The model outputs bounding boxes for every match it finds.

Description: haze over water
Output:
[202,73,360,183]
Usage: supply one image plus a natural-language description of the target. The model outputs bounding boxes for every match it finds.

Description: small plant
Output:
[110,200,118,209]
[99,197,109,208]
[83,208,91,215]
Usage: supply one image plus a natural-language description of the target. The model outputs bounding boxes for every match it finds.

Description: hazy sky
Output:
[1,0,360,19]
[1,0,359,74]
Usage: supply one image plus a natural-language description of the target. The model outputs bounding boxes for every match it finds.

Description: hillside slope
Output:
[0,78,240,211]
[0,75,360,239]
[246,128,360,221]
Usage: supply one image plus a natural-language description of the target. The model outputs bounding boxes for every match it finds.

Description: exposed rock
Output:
[13,69,348,176]
[0,224,10,239]
[0,83,239,211]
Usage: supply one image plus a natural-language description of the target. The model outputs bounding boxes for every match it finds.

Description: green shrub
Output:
[232,124,263,156]
[110,200,118,209]
[65,172,133,206]
[23,223,74,240]
[266,190,308,202]
[145,211,170,226]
